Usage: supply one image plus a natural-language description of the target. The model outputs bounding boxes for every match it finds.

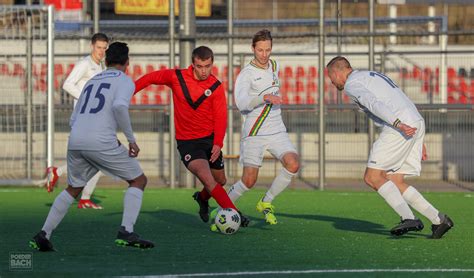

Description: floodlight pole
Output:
[318,0,325,190]
[368,0,375,152]
[169,0,176,189]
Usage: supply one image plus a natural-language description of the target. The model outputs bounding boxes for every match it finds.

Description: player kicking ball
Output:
[210,29,300,230]
[326,56,453,239]
[29,42,154,251]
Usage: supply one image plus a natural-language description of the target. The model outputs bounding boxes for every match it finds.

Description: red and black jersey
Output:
[134,65,227,148]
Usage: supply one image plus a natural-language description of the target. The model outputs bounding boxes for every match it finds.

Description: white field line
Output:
[119,268,474,278]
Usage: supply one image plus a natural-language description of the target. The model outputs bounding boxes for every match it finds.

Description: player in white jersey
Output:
[30,42,154,251]
[210,30,299,229]
[327,56,453,239]
[44,33,109,209]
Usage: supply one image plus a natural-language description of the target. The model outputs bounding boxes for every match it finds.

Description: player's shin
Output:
[41,190,75,239]
[377,180,415,220]
[210,184,237,210]
[402,186,441,224]
[263,167,295,203]
[121,187,143,233]
[228,180,250,202]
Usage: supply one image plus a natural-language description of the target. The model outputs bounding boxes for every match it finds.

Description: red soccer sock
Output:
[199,187,211,201]
[210,184,237,210]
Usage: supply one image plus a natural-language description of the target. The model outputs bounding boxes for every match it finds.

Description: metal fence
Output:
[1,3,473,190]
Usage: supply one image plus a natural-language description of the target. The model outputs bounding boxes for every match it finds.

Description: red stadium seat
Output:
[296,66,305,80]
[212,65,219,76]
[12,63,24,76]
[412,66,421,79]
[0,63,8,75]
[308,66,317,79]
[141,92,149,105]
[154,93,162,104]
[146,64,155,74]
[295,81,304,93]
[284,66,293,78]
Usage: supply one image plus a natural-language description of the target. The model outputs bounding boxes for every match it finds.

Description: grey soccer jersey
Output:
[68,69,136,151]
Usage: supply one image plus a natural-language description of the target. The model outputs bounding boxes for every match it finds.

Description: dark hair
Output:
[192,46,214,63]
[326,56,352,71]
[105,42,129,66]
[91,33,109,44]
[252,29,272,47]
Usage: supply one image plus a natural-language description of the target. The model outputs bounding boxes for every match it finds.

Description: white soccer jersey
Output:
[68,69,135,151]
[344,70,423,127]
[235,59,287,138]
[63,55,105,106]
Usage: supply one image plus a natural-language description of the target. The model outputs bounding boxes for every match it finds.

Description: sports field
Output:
[1,187,473,277]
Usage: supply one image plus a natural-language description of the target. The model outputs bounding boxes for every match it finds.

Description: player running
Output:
[134,46,250,228]
[29,42,154,251]
[44,33,109,209]
[211,29,300,230]
[326,56,453,239]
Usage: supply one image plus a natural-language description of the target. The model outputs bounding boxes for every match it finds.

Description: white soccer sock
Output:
[262,168,295,203]
[56,164,67,177]
[227,180,249,203]
[377,181,415,220]
[41,190,75,239]
[121,187,143,233]
[81,171,102,200]
[402,186,441,224]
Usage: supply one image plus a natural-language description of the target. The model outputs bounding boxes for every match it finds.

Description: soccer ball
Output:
[215,208,241,235]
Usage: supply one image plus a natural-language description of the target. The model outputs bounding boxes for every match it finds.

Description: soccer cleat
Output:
[430,213,454,239]
[209,207,219,221]
[115,226,154,249]
[44,166,59,193]
[210,224,219,233]
[192,191,209,223]
[390,218,424,236]
[29,231,55,252]
[256,198,277,225]
[77,199,103,209]
[238,210,250,227]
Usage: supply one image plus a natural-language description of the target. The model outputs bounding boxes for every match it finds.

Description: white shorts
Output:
[239,132,297,167]
[67,145,143,187]
[368,120,425,176]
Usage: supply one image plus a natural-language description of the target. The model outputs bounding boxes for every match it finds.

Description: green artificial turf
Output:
[0,188,473,277]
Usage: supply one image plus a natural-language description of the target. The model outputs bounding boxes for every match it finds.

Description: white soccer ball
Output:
[215,208,241,235]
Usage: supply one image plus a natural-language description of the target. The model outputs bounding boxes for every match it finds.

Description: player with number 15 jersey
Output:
[68,69,135,151]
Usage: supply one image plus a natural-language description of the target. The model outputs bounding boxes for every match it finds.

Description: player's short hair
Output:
[91,33,109,44]
[105,42,128,66]
[192,46,214,63]
[252,29,272,47]
[326,56,352,72]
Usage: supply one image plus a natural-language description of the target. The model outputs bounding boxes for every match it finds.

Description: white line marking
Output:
[119,268,474,278]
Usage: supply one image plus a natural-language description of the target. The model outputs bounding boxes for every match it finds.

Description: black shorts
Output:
[176,134,224,170]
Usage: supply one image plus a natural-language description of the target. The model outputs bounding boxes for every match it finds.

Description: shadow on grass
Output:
[279,213,426,239]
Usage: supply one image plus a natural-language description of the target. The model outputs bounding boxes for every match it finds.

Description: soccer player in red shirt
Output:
[134,46,249,228]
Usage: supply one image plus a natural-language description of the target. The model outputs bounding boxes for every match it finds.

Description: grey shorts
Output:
[67,145,143,188]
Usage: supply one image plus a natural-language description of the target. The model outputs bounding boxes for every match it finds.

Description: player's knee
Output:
[216,176,227,186]
[66,185,82,199]
[364,173,382,190]
[285,160,300,174]
[241,176,257,188]
[129,174,147,190]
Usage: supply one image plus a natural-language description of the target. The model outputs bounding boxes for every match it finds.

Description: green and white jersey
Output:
[234,59,287,139]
